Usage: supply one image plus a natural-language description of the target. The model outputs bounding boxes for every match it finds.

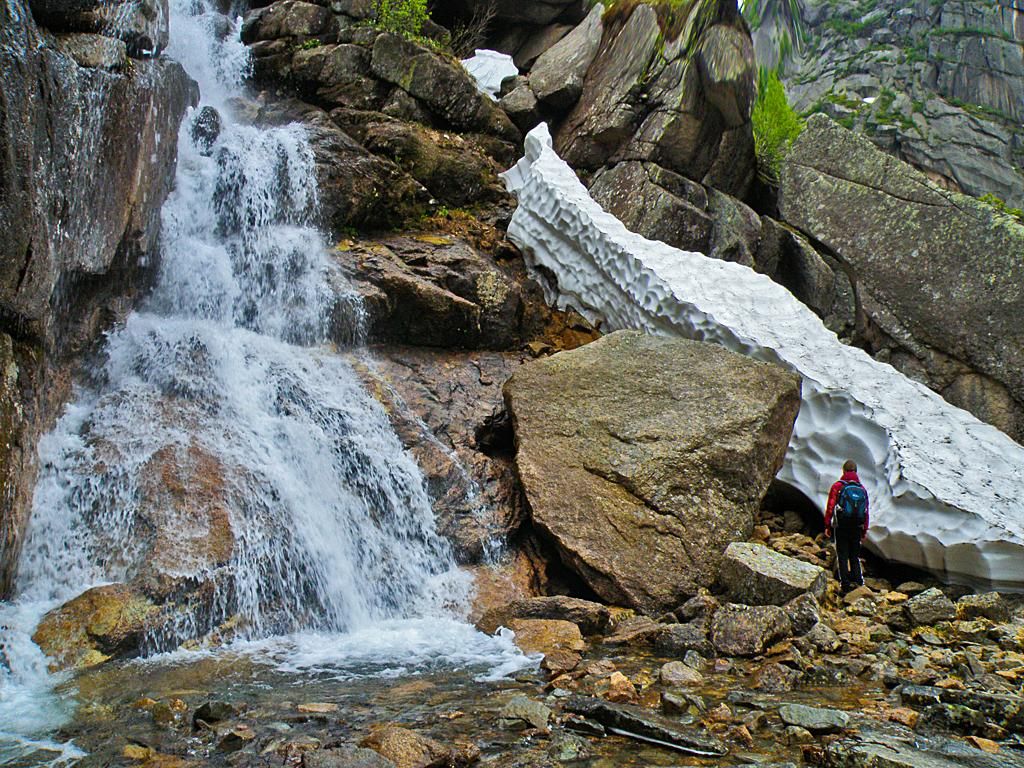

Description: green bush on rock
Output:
[375,0,429,37]
[752,67,804,183]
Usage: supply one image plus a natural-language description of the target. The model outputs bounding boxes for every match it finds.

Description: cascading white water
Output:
[0,1,527,759]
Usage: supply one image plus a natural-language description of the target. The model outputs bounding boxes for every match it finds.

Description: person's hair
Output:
[843,459,857,473]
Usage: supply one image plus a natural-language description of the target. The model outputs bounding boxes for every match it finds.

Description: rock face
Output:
[554,0,756,196]
[719,542,827,605]
[504,330,801,613]
[502,123,1024,591]
[588,161,854,336]
[242,9,522,230]
[0,0,194,597]
[760,0,1024,208]
[529,2,603,111]
[780,115,1024,441]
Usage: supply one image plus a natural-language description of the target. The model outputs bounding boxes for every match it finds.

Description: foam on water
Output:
[0,0,525,757]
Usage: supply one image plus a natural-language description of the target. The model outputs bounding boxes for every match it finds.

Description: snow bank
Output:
[502,124,1024,591]
[461,50,518,100]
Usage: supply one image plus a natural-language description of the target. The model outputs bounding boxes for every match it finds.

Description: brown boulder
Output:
[477,596,612,635]
[503,331,801,613]
[507,618,586,655]
[33,583,158,670]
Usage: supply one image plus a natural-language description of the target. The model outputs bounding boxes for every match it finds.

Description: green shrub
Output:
[979,193,1024,223]
[375,0,429,37]
[752,68,805,183]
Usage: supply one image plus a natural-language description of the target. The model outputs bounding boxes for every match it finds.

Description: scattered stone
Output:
[906,588,957,626]
[303,746,398,768]
[824,731,1024,768]
[785,725,813,745]
[719,542,827,605]
[507,619,585,655]
[660,661,703,686]
[541,649,581,676]
[500,696,551,731]
[897,582,928,596]
[297,703,338,714]
[778,703,850,733]
[786,593,821,635]
[710,604,793,657]
[966,736,1000,753]
[597,671,637,703]
[547,732,589,762]
[801,622,842,653]
[752,662,800,692]
[886,707,920,728]
[655,622,713,656]
[957,592,1010,622]
[843,585,874,605]
[676,594,721,622]
[604,615,663,646]
[564,696,728,756]
[359,727,451,768]
[218,725,257,752]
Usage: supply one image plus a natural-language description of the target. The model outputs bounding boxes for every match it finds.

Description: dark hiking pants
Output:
[835,527,863,588]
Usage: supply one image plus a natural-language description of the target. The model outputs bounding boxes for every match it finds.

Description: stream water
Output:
[0,3,530,763]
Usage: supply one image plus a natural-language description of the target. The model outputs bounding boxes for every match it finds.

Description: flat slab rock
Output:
[503,330,800,614]
[778,703,850,733]
[825,731,1024,768]
[564,696,727,756]
[719,541,827,605]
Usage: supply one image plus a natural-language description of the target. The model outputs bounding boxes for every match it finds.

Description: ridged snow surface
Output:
[502,124,1024,591]
[461,49,518,100]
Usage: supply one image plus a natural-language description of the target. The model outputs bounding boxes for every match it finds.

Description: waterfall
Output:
[1,1,526,759]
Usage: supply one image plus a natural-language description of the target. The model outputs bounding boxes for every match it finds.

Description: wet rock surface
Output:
[780,115,1024,441]
[0,0,195,598]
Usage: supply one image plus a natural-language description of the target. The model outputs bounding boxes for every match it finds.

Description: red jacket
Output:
[825,470,869,537]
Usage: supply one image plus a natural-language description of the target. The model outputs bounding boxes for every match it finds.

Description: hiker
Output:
[824,459,869,593]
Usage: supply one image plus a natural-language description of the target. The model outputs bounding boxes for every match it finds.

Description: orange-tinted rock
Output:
[33,583,158,671]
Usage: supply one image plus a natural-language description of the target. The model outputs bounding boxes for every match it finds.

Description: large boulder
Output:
[779,114,1024,440]
[718,542,827,605]
[503,330,801,613]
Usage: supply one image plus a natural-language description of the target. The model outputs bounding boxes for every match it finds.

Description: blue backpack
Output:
[835,481,868,528]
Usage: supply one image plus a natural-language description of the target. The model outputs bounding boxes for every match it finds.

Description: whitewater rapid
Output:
[0,2,529,760]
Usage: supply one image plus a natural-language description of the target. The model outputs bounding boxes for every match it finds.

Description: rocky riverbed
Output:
[28,506,1024,768]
